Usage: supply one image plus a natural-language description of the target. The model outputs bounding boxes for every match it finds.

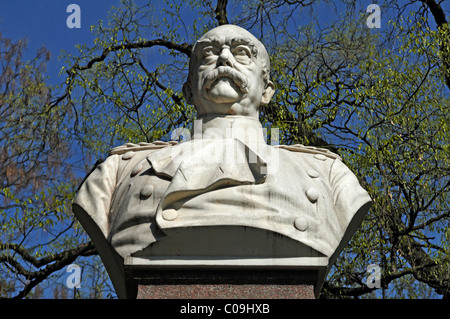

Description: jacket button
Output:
[131,163,143,177]
[314,154,327,161]
[294,217,308,231]
[122,151,135,160]
[162,209,177,221]
[307,169,320,178]
[140,184,154,199]
[306,188,319,203]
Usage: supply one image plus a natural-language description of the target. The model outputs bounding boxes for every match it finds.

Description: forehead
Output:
[195,26,260,51]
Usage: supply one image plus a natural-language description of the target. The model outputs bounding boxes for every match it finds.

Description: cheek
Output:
[192,69,207,90]
[236,62,262,84]
[197,66,214,83]
[243,70,264,93]
[198,64,210,72]
[239,67,265,103]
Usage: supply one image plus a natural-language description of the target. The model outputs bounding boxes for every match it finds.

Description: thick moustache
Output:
[203,66,249,94]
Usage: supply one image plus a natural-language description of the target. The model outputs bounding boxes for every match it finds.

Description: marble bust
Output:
[73,24,372,298]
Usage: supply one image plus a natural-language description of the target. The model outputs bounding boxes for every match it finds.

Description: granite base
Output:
[128,269,317,299]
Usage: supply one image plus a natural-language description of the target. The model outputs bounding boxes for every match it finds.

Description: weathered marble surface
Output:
[73,25,372,298]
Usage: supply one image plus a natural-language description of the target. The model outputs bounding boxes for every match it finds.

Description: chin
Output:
[201,92,239,106]
[205,80,244,102]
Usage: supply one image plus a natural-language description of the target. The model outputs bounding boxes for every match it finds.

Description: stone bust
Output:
[73,24,372,298]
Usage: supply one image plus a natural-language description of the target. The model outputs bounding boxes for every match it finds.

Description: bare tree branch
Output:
[0,241,96,299]
[75,39,192,72]
[420,0,450,89]
[215,0,229,25]
[421,0,448,27]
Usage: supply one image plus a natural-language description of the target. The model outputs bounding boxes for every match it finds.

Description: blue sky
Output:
[0,0,401,85]
[0,0,380,83]
[0,0,447,84]
[0,1,121,83]
[0,0,447,299]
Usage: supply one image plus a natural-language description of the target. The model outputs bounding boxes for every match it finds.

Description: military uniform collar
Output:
[191,114,266,144]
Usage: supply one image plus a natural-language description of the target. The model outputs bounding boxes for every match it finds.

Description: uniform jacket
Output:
[73,133,372,262]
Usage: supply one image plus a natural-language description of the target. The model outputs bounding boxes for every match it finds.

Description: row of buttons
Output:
[293,154,326,231]
[121,149,328,232]
[122,151,154,200]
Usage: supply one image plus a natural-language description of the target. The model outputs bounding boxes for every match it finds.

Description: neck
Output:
[191,114,266,144]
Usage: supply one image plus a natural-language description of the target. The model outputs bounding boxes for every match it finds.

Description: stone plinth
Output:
[125,269,317,299]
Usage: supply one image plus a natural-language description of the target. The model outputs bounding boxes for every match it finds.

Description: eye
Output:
[201,46,220,58]
[232,45,252,64]
[201,46,219,64]
[202,48,214,56]
[234,46,251,56]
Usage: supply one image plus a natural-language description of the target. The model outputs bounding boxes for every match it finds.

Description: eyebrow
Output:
[198,36,253,45]
[196,37,258,56]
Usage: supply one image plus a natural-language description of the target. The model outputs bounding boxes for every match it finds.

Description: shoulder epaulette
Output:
[108,141,178,156]
[274,144,341,160]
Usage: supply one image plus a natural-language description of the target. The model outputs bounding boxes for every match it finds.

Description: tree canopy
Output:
[1,0,449,299]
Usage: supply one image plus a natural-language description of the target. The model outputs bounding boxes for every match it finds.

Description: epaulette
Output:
[274,144,341,160]
[108,141,178,156]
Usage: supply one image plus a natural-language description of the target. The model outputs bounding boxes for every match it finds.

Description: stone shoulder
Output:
[108,140,179,156]
[109,141,341,160]
[274,144,341,160]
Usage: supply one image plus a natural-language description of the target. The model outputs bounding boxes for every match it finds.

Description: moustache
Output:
[203,66,249,94]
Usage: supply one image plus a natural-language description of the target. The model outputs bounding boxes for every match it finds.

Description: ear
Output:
[182,80,194,105]
[261,81,275,105]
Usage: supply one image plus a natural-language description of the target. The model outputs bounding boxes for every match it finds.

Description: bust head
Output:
[183,25,275,119]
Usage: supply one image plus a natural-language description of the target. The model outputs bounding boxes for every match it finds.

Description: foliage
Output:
[0,32,110,299]
[0,0,449,298]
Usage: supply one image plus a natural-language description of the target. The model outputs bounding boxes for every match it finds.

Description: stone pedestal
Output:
[125,267,319,299]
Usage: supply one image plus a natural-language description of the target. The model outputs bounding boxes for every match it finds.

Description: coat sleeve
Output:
[72,154,120,238]
[72,154,134,298]
[329,158,372,242]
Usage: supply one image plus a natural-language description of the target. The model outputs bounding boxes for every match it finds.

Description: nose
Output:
[217,47,234,67]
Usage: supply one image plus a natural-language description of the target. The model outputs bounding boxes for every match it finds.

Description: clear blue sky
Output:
[0,0,121,83]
